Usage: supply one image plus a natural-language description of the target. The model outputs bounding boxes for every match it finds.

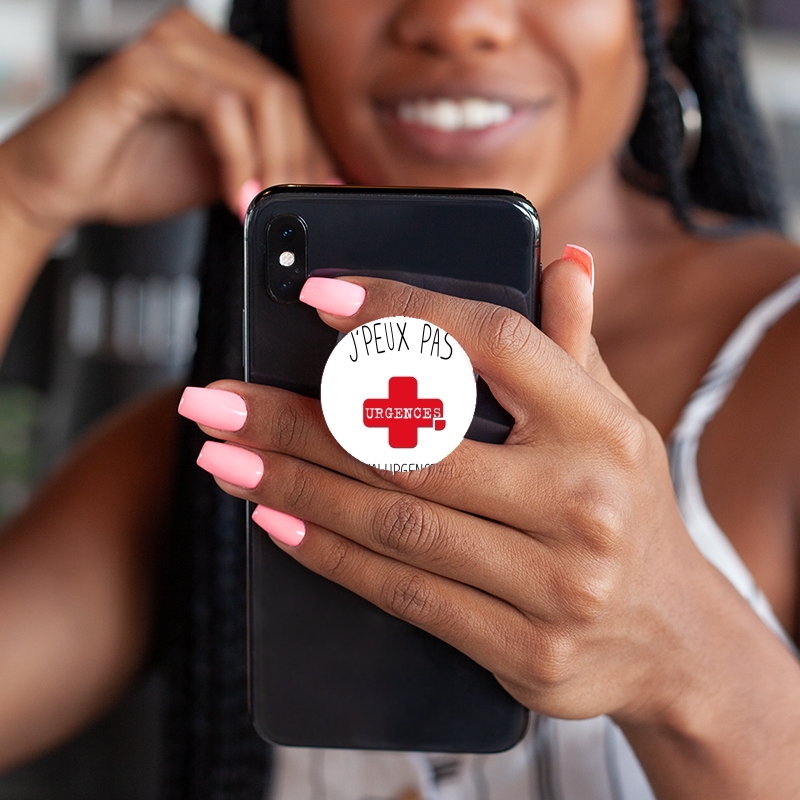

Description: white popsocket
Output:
[321,316,476,470]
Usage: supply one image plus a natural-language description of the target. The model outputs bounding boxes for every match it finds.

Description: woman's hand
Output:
[0,7,336,236]
[183,254,714,727]
[183,256,800,794]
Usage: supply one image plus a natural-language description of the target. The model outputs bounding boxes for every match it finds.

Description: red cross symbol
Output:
[363,376,446,448]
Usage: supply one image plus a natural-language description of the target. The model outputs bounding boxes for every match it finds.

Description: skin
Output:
[0,1,798,797]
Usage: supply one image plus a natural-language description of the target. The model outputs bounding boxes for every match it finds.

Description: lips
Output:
[377,93,550,161]
[372,79,554,163]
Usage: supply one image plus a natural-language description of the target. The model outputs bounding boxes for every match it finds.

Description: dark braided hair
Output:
[631,0,783,229]
[161,2,783,798]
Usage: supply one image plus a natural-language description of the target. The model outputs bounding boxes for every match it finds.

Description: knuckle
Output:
[374,495,439,558]
[601,405,649,472]
[561,477,628,553]
[143,9,184,45]
[316,535,352,582]
[271,400,308,452]
[531,630,576,688]
[383,569,442,626]
[112,40,150,81]
[479,305,538,363]
[392,281,430,320]
[559,557,619,623]
[282,460,316,514]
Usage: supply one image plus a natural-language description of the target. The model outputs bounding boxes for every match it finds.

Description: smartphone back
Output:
[245,187,539,752]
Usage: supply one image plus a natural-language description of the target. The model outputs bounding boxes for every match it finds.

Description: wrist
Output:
[0,166,68,352]
[614,556,800,797]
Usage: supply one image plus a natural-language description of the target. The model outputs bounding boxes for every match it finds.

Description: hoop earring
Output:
[619,64,702,193]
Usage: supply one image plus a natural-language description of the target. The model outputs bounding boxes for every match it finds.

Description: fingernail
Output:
[561,244,595,293]
[325,176,345,185]
[252,505,306,547]
[299,277,365,317]
[238,179,262,223]
[179,387,247,431]
[197,441,263,488]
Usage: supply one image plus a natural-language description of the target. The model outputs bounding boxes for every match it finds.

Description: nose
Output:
[390,0,518,57]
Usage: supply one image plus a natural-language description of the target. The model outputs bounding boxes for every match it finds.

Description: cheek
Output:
[561,0,647,162]
[289,1,380,150]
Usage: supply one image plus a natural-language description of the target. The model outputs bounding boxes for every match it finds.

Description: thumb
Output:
[541,244,595,367]
[542,245,635,407]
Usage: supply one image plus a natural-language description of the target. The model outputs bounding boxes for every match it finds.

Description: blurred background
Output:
[0,0,797,796]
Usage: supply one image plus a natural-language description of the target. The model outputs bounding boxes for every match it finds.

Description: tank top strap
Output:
[670,273,800,443]
[667,273,800,647]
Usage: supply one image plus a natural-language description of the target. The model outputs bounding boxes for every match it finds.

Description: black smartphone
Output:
[244,185,540,753]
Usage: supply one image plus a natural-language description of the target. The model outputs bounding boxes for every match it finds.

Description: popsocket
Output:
[320,316,476,471]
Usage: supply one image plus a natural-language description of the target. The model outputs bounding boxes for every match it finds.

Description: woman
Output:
[0,0,798,797]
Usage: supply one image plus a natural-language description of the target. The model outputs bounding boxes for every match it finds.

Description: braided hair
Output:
[161,2,783,799]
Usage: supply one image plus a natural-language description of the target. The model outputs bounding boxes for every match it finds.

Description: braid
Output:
[681,0,783,225]
[229,0,294,73]
[632,0,783,229]
[630,0,695,227]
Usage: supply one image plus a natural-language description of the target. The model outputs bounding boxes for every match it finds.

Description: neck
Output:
[539,159,686,273]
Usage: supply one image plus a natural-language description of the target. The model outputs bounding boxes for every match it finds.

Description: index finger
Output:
[300,275,600,429]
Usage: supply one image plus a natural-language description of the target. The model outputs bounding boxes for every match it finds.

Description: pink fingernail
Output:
[196,441,263,488]
[179,387,247,431]
[325,176,345,185]
[561,244,595,293]
[238,179,262,223]
[252,505,306,547]
[299,277,365,317]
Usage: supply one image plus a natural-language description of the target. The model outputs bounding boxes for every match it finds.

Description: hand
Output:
[0,8,337,235]
[183,253,720,732]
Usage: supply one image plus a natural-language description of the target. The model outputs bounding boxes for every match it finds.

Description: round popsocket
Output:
[321,316,476,471]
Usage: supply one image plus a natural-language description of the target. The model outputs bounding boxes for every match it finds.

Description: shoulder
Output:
[694,231,800,631]
[702,230,800,447]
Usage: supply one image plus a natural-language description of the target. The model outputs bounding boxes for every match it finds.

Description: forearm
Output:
[0,388,179,771]
[618,559,800,799]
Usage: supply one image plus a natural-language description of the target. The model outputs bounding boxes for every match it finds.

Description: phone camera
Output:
[266,214,307,303]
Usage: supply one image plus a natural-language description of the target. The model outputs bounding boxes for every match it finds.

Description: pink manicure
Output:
[196,441,263,488]
[179,387,247,431]
[252,505,306,547]
[299,277,366,317]
[238,179,262,223]
[561,244,595,293]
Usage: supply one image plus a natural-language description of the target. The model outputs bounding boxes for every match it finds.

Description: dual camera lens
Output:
[266,214,307,303]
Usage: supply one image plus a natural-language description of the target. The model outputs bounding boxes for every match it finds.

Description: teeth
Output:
[397,98,513,132]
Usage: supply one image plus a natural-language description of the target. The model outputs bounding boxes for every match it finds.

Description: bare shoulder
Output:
[701,229,800,453]
[696,230,800,633]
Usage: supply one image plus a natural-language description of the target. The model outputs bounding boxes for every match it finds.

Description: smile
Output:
[396,97,513,132]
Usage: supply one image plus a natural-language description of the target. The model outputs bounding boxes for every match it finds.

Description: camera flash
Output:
[279,251,295,267]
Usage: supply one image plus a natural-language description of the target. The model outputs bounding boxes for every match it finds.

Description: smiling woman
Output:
[0,0,798,798]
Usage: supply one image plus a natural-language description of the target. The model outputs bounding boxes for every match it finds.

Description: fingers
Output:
[178,381,638,544]
[69,7,336,221]
[540,246,594,368]
[301,273,607,433]
[117,46,258,212]
[142,10,337,190]
[275,521,532,685]
[540,247,633,406]
[194,433,568,620]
